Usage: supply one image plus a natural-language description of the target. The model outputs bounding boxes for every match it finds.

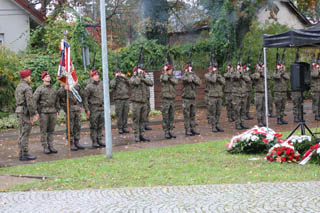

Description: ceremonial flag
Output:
[57,40,82,102]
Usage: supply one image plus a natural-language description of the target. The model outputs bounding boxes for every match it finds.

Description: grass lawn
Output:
[1,131,320,191]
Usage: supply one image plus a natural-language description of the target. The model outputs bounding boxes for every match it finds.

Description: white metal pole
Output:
[100,0,112,158]
[263,47,269,129]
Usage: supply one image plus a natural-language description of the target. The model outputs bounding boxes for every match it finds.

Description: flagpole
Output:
[100,0,112,158]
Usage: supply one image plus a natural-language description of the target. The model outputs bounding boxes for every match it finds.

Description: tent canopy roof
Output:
[264,23,320,48]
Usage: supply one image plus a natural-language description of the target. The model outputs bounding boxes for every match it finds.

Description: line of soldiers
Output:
[15,69,105,161]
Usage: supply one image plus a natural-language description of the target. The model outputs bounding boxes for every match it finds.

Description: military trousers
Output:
[115,99,129,130]
[39,113,57,148]
[274,92,287,118]
[145,98,151,125]
[232,94,246,126]
[65,110,81,143]
[89,110,104,142]
[207,97,222,127]
[182,98,197,131]
[311,91,320,116]
[245,91,251,114]
[17,113,32,156]
[131,102,147,137]
[268,90,274,114]
[254,92,265,120]
[292,91,303,120]
[161,98,175,133]
[224,92,233,119]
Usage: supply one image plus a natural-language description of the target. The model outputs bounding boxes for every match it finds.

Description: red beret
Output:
[19,69,31,79]
[41,71,49,79]
[132,66,137,72]
[90,70,98,77]
[242,65,246,70]
[184,64,189,70]
[167,65,172,70]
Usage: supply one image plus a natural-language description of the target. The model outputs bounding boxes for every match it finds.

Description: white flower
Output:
[317,148,320,154]
[266,134,274,141]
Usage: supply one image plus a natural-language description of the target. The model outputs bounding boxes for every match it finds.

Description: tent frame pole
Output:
[263,47,269,130]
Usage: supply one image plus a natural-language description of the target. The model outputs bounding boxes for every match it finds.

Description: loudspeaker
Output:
[290,62,310,91]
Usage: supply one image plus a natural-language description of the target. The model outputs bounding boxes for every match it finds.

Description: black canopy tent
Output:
[262,23,320,129]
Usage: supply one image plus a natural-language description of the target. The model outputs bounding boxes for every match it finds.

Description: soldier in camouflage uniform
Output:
[57,82,85,151]
[242,62,253,120]
[110,69,130,134]
[224,62,234,122]
[83,70,106,148]
[273,59,289,125]
[129,66,152,142]
[251,63,267,127]
[15,69,37,161]
[231,60,250,130]
[182,63,201,136]
[33,71,59,154]
[142,69,153,131]
[311,54,320,121]
[160,64,178,139]
[205,56,225,132]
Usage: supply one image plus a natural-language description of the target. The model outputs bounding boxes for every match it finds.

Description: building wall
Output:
[257,1,305,29]
[0,0,30,52]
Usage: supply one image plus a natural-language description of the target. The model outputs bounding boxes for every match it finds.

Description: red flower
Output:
[281,157,286,162]
[311,144,319,150]
[286,149,291,155]
[270,158,274,162]
[276,151,282,156]
[262,138,269,143]
[274,133,283,138]
[289,156,293,161]
[277,138,285,143]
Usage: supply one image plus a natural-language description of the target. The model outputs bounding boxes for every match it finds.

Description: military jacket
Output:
[33,84,59,113]
[231,69,250,96]
[142,74,153,100]
[57,84,82,112]
[223,71,233,93]
[205,72,225,98]
[129,74,151,103]
[311,67,320,92]
[243,71,253,92]
[15,80,36,116]
[181,72,201,99]
[160,73,178,99]
[110,76,130,100]
[83,80,104,112]
[252,70,266,93]
[273,69,289,92]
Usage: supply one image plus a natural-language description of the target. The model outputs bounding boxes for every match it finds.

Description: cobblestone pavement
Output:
[1,181,320,212]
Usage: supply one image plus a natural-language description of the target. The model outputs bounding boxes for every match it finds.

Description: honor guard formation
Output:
[15,47,318,161]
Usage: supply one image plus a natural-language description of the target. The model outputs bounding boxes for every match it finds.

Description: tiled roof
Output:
[10,0,45,24]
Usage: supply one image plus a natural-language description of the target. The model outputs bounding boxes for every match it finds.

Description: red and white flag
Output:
[57,40,82,102]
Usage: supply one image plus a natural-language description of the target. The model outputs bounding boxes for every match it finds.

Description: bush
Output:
[0,114,18,129]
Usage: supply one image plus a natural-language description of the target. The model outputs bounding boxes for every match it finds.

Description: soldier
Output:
[129,65,151,142]
[83,70,106,148]
[242,57,253,120]
[142,69,153,131]
[224,59,234,122]
[160,64,178,139]
[251,62,266,127]
[231,57,250,130]
[33,71,59,154]
[57,82,85,151]
[205,53,225,132]
[182,62,201,136]
[273,49,289,125]
[15,69,37,161]
[310,53,320,121]
[110,59,130,134]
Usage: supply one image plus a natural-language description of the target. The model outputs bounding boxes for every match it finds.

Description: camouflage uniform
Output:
[181,71,201,134]
[84,80,105,146]
[57,84,83,147]
[224,69,234,121]
[15,80,36,157]
[160,71,178,135]
[205,70,225,131]
[33,84,59,150]
[251,67,266,125]
[142,73,153,130]
[291,91,302,122]
[311,65,320,120]
[231,67,250,129]
[243,70,253,119]
[110,75,130,132]
[129,72,152,140]
[273,67,289,123]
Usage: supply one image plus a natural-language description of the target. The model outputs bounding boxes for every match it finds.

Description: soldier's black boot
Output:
[240,123,249,129]
[92,141,100,148]
[144,125,152,131]
[169,132,176,138]
[212,126,218,133]
[118,129,124,134]
[262,119,266,126]
[19,154,37,161]
[258,119,264,127]
[216,126,224,132]
[135,136,140,143]
[122,128,130,133]
[97,139,106,147]
[245,112,253,120]
[74,140,85,150]
[185,129,193,136]
[71,142,78,151]
[268,113,276,118]
[165,132,171,139]
[43,147,51,154]
[235,124,242,130]
[49,146,58,154]
[140,135,150,142]
[191,129,200,135]
[280,116,288,125]
[277,118,282,125]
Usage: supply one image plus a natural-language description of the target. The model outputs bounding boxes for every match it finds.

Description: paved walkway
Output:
[1,181,320,212]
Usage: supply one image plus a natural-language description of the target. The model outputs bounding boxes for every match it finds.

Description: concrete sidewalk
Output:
[1,181,320,212]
